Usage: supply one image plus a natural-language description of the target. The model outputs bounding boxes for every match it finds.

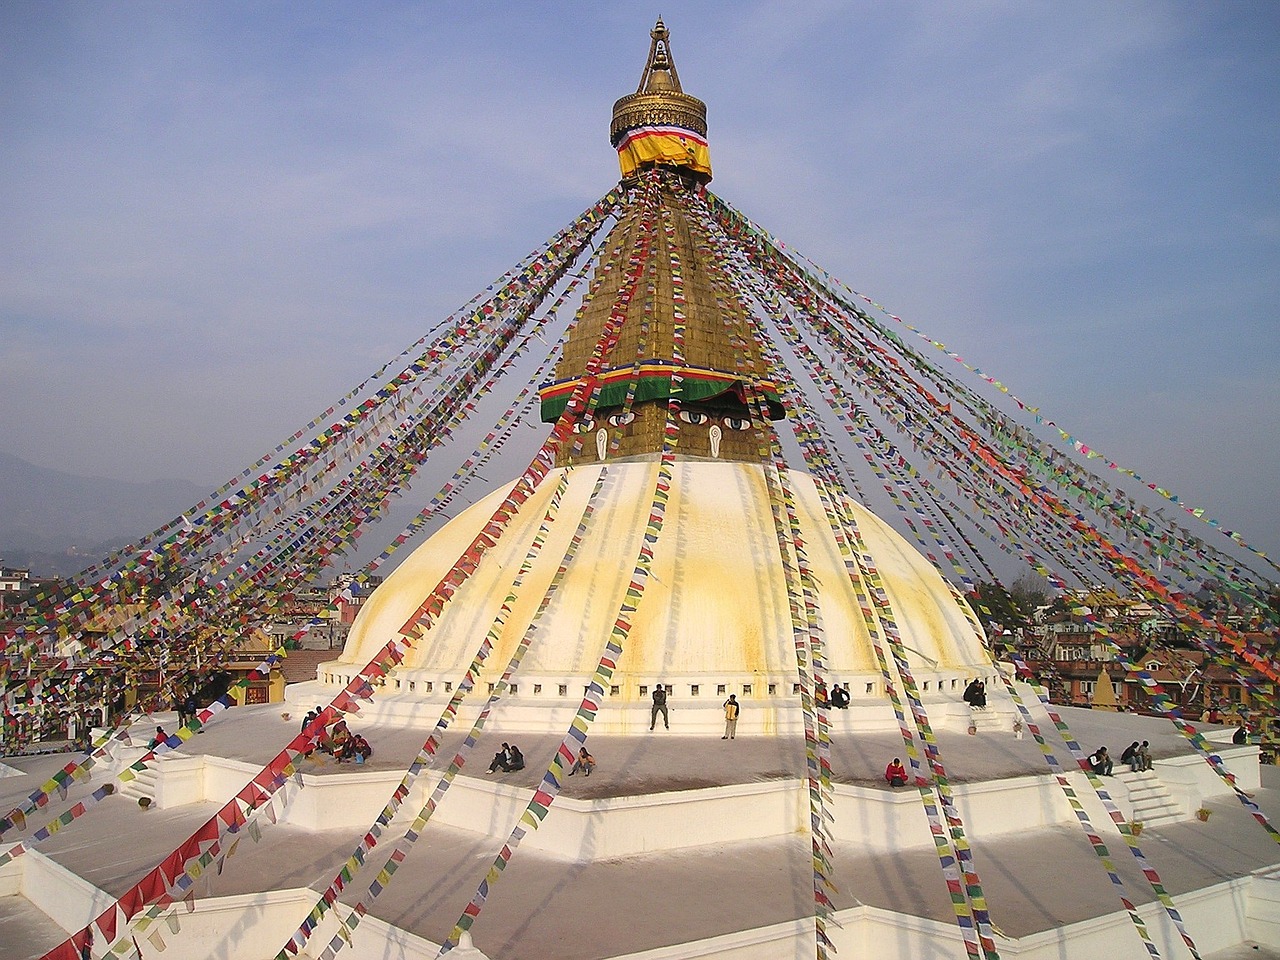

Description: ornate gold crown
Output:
[610,18,708,146]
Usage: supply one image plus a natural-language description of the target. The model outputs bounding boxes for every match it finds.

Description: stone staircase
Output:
[1115,769,1181,828]
[117,757,161,805]
[967,705,1010,733]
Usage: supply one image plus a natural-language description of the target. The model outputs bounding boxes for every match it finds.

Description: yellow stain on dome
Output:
[339,461,989,691]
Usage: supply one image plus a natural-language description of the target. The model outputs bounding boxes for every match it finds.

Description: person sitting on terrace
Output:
[1088,746,1113,776]
[568,747,596,777]
[962,679,987,709]
[885,758,908,788]
[488,743,513,774]
[352,734,373,764]
[1135,741,1153,771]
[330,720,354,761]
[1121,741,1140,771]
[507,743,525,771]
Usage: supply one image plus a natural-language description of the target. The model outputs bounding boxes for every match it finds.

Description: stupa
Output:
[311,17,1002,737]
[3,20,1278,960]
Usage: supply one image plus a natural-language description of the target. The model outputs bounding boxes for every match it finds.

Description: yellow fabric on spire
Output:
[616,126,711,179]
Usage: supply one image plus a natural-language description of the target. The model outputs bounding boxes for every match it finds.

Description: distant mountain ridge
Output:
[0,450,209,577]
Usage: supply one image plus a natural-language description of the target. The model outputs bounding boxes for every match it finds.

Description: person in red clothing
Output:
[884,758,908,788]
[352,734,373,763]
[330,720,354,761]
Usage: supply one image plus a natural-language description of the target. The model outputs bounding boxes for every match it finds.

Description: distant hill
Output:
[0,451,209,577]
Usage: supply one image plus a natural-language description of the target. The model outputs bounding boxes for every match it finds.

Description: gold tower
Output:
[540,19,784,466]
[610,18,710,183]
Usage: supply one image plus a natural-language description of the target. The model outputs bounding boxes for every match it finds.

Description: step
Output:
[967,707,1007,727]
[117,767,159,803]
[1126,783,1167,798]
[1113,770,1183,827]
[1132,799,1181,818]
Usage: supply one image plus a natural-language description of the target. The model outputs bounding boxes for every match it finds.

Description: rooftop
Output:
[2,703,1277,959]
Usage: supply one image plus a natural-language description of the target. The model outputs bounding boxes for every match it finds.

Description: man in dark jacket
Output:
[650,684,669,731]
[488,743,512,774]
[1121,741,1140,771]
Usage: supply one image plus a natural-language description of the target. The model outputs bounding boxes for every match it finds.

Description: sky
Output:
[1,2,1278,567]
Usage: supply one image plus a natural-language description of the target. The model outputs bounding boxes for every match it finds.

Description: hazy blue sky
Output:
[2,3,1277,562]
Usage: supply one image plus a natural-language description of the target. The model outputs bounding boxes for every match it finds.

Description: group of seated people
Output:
[962,679,988,709]
[487,742,601,777]
[487,742,599,777]
[1089,742,1162,776]
[487,742,525,774]
[301,708,373,764]
[1120,740,1153,772]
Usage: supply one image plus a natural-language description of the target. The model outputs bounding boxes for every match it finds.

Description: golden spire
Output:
[537,19,781,467]
[611,19,711,182]
[635,17,683,94]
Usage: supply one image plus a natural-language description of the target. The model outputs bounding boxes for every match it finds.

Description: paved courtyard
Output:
[1,703,1276,960]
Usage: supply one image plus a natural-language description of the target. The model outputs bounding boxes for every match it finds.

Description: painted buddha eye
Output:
[678,410,710,425]
[607,411,636,427]
[723,417,751,431]
[574,419,596,433]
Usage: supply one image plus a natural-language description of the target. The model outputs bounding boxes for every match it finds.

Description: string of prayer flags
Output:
[695,204,998,956]
[993,641,1200,958]
[32,190,633,960]
[274,471,573,956]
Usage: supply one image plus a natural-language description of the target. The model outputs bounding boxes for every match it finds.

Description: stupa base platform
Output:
[2,701,1278,960]
[284,672,1014,737]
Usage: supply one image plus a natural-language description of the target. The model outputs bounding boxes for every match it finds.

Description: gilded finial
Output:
[611,19,711,182]
[638,16,681,94]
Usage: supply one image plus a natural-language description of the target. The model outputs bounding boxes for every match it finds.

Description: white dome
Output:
[325,461,992,732]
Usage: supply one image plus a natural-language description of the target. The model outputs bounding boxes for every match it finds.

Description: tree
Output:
[968,575,1065,668]
[968,582,1032,633]
[1009,571,1051,612]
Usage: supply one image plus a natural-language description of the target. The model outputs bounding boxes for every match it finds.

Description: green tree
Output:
[967,575,1050,634]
